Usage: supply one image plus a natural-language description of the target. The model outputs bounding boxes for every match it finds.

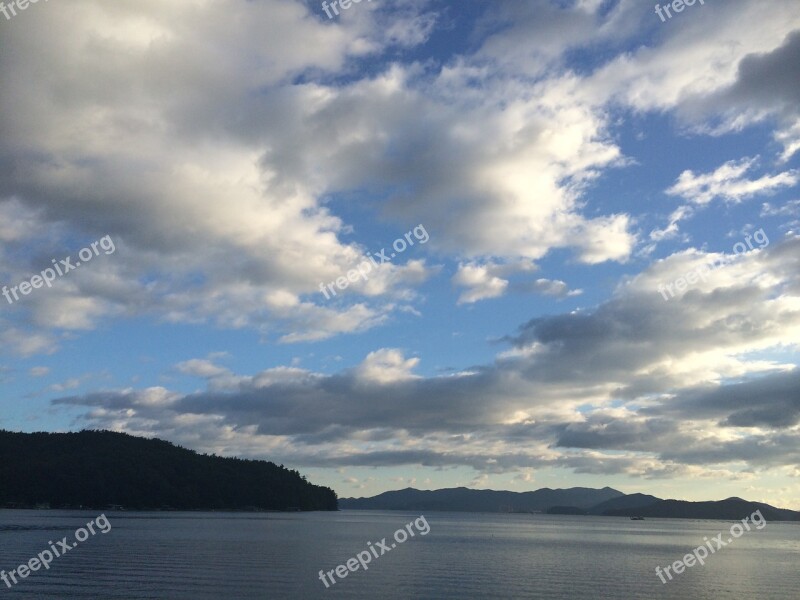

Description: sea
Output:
[0,509,797,599]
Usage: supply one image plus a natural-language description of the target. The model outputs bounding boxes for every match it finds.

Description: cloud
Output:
[775,120,800,163]
[474,0,643,76]
[353,348,420,384]
[453,263,509,304]
[761,200,800,218]
[510,470,535,486]
[0,0,445,348]
[717,30,800,111]
[0,0,645,352]
[666,158,799,206]
[520,279,581,298]
[0,326,58,357]
[51,236,800,478]
[693,30,800,161]
[650,205,694,242]
[645,370,800,429]
[3,0,799,498]
[453,261,579,304]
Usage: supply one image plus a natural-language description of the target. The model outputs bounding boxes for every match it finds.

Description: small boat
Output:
[630,516,645,520]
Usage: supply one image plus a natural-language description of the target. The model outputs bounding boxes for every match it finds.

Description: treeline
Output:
[0,430,337,511]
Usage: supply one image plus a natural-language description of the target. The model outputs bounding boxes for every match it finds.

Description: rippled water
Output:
[0,509,797,599]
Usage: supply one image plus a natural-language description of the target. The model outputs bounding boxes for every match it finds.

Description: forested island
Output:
[0,430,337,511]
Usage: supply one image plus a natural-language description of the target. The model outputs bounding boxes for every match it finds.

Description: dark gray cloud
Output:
[679,28,800,159]
[660,431,800,469]
[720,30,800,112]
[646,369,800,428]
[51,236,800,477]
[8,0,797,485]
[555,415,678,450]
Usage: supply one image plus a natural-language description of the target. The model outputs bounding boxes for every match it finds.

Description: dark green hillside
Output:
[0,430,337,511]
[604,497,800,521]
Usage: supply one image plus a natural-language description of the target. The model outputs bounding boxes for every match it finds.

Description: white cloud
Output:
[761,200,800,218]
[650,205,694,242]
[453,263,509,304]
[453,261,579,304]
[0,326,58,357]
[666,158,799,205]
[354,348,420,384]
[2,0,800,499]
[50,236,800,480]
[776,119,800,163]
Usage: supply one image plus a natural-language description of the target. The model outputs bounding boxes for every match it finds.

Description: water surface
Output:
[1,510,797,599]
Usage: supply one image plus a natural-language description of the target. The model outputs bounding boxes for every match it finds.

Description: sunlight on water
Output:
[0,510,797,599]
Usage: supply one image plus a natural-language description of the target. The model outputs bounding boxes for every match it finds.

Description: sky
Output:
[1,0,799,509]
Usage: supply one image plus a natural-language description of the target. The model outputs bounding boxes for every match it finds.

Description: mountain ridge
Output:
[340,487,800,520]
[0,430,338,511]
[340,485,624,512]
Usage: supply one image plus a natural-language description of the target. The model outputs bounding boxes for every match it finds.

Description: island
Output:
[0,430,337,512]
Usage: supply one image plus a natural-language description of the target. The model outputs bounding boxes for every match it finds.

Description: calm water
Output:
[0,509,797,599]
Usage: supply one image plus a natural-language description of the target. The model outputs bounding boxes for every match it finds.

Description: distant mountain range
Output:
[0,430,337,511]
[340,487,800,521]
[339,486,622,513]
[603,497,800,521]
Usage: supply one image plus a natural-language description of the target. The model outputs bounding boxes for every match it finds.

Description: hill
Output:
[341,487,800,521]
[603,497,800,521]
[0,430,337,511]
[339,486,623,512]
[588,493,662,515]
